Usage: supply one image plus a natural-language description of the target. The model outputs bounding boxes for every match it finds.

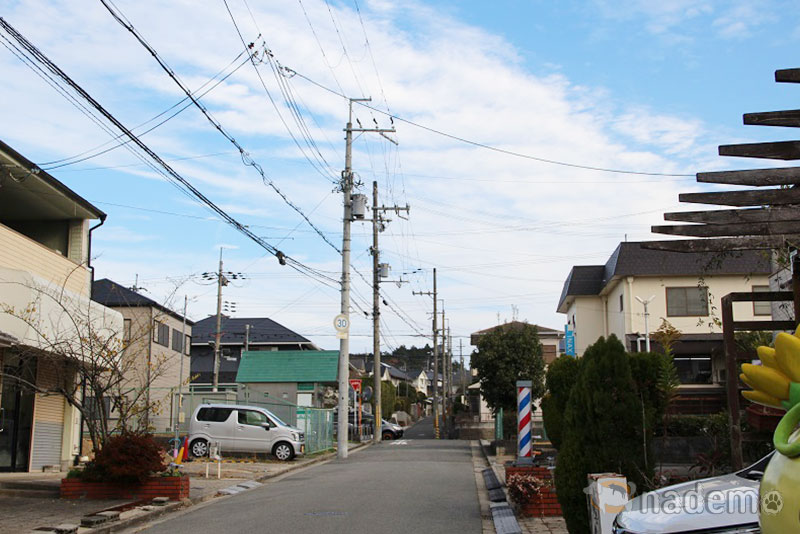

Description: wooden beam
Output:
[744,110,800,128]
[652,221,800,237]
[679,188,800,206]
[641,235,800,252]
[664,207,800,225]
[776,69,800,83]
[697,167,800,186]
[719,141,800,161]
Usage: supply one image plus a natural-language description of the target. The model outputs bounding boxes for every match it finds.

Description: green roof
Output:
[235,350,339,383]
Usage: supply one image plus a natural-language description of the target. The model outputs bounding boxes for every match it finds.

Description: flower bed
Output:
[61,475,189,500]
[506,465,561,517]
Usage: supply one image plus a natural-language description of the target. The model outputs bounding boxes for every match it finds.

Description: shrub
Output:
[555,335,649,534]
[87,432,167,484]
[506,473,551,504]
[541,355,580,450]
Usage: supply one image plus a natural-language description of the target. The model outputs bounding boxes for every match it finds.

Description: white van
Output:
[188,404,305,461]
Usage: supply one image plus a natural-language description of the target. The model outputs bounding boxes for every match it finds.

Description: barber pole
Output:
[517,380,533,464]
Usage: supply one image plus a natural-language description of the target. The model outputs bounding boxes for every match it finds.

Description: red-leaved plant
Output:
[506,473,550,503]
[83,432,167,484]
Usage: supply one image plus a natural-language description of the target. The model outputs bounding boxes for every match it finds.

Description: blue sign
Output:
[565,326,576,357]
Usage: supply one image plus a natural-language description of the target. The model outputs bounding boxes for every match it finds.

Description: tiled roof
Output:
[191,316,311,345]
[92,279,192,324]
[557,241,771,312]
[235,350,338,383]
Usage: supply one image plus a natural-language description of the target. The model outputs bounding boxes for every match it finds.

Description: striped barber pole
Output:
[517,380,533,464]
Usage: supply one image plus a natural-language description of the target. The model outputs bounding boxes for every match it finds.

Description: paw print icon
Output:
[761,490,784,516]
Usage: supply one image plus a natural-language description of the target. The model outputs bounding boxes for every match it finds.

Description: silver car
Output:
[188,404,305,461]
[613,453,772,533]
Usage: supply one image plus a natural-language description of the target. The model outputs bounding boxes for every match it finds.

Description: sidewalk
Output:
[0,442,369,534]
[479,441,568,534]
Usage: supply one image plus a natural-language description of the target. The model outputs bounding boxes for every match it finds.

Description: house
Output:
[91,278,193,434]
[190,316,318,390]
[470,321,564,364]
[364,362,412,390]
[409,369,429,395]
[0,140,122,471]
[557,241,770,412]
[235,350,339,414]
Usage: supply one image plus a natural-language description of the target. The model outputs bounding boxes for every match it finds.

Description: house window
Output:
[619,294,624,312]
[153,320,169,346]
[171,328,183,352]
[674,356,712,384]
[753,286,772,316]
[666,287,709,317]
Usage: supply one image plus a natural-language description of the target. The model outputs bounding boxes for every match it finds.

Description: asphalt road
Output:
[137,426,482,534]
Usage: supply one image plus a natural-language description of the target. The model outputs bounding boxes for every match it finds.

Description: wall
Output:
[0,224,90,297]
[627,274,770,335]
[565,296,606,356]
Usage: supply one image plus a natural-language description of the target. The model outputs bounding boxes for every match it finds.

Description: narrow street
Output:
[135,428,482,534]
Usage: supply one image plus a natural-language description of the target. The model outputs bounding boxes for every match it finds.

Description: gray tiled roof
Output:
[557,241,770,312]
[191,315,311,345]
[92,279,192,324]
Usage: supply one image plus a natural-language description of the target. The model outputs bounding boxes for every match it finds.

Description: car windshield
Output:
[735,451,774,481]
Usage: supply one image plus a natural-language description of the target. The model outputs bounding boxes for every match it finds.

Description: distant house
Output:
[409,369,429,395]
[364,362,412,389]
[470,321,564,364]
[92,278,193,433]
[235,350,338,409]
[557,241,771,414]
[190,316,318,390]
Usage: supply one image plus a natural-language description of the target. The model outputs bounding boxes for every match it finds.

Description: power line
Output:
[286,67,695,178]
[0,16,339,292]
[100,0,342,255]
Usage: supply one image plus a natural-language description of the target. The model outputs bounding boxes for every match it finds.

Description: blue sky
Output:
[1,0,799,356]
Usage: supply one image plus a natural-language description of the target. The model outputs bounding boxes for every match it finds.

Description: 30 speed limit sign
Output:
[333,314,350,332]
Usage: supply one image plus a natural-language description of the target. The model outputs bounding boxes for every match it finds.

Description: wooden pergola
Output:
[642,68,800,470]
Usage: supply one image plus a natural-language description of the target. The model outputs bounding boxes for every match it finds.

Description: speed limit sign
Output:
[333,314,350,332]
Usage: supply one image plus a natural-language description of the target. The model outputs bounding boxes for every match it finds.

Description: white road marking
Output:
[390,440,409,445]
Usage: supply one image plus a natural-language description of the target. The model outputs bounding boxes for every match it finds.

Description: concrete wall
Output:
[565,296,605,356]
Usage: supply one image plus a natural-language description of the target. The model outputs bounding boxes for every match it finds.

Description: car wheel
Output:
[382,431,394,441]
[190,438,209,458]
[273,441,294,461]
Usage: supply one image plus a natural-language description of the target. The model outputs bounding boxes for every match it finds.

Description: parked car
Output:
[381,419,403,440]
[188,404,305,461]
[613,452,773,533]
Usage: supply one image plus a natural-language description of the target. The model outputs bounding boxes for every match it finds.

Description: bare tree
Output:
[1,277,177,452]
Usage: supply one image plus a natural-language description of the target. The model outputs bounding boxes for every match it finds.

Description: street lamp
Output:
[635,295,656,352]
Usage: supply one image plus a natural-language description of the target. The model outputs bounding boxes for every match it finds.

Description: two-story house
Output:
[91,279,193,434]
[190,316,318,390]
[557,241,771,412]
[0,140,122,471]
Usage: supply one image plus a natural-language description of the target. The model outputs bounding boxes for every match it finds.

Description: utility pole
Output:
[371,180,407,444]
[244,323,250,352]
[175,295,188,444]
[413,268,438,438]
[338,98,395,458]
[460,338,466,404]
[441,306,447,436]
[212,248,225,392]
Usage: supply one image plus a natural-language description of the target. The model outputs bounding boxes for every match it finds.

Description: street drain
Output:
[304,511,348,517]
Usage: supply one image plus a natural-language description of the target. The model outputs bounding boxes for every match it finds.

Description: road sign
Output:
[333,314,349,332]
[349,379,361,392]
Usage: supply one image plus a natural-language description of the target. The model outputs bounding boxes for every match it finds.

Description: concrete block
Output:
[96,511,121,522]
[151,497,170,506]
[54,525,78,534]
[80,516,108,527]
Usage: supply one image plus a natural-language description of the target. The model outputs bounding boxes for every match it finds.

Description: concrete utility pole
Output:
[212,248,227,392]
[244,323,250,352]
[441,307,447,436]
[371,180,407,444]
[460,339,466,403]
[414,268,439,438]
[175,295,188,444]
[338,98,395,459]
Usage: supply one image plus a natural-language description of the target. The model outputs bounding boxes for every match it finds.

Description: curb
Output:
[85,441,373,534]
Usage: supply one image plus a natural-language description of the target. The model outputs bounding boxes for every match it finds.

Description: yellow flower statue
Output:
[741,331,800,533]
